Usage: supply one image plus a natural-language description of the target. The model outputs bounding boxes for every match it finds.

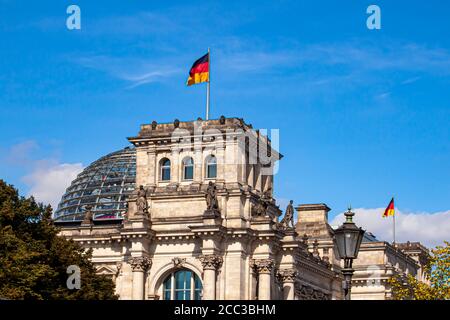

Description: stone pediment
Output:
[96,265,117,275]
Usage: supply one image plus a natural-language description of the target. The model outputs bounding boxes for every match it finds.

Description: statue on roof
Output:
[280,200,295,229]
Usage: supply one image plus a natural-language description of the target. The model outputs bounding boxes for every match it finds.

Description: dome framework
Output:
[54,147,136,222]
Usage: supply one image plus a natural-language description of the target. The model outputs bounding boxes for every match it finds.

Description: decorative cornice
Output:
[129,256,152,272]
[198,254,223,270]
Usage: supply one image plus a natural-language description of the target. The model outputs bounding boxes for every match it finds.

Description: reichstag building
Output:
[55,117,429,300]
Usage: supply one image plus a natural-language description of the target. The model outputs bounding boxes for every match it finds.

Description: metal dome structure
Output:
[54,147,136,222]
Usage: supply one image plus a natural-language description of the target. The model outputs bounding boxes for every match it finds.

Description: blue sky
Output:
[0,1,449,245]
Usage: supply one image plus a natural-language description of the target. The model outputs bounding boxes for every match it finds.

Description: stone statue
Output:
[205,181,219,211]
[136,185,148,214]
[280,200,294,229]
[252,201,267,217]
[261,187,273,202]
[251,188,272,217]
[82,205,93,225]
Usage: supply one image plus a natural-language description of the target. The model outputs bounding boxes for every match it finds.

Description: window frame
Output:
[162,269,202,300]
[182,157,194,181]
[205,155,217,179]
[160,158,171,181]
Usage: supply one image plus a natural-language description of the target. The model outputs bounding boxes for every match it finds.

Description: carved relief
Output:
[251,200,267,217]
[198,254,223,270]
[296,283,330,300]
[115,262,123,275]
[277,269,297,282]
[251,191,275,217]
[172,257,186,269]
[129,256,152,272]
[312,239,320,259]
[253,259,274,274]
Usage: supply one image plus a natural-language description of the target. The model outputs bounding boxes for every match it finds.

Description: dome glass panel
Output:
[54,147,136,222]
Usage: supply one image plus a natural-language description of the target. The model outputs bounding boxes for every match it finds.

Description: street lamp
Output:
[334,207,365,300]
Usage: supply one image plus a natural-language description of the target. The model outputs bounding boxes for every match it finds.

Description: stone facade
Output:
[57,117,341,300]
[295,204,430,300]
[56,117,428,300]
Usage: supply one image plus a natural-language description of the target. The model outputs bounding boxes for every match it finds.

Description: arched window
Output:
[160,158,171,181]
[163,270,202,300]
[205,155,217,179]
[182,157,194,180]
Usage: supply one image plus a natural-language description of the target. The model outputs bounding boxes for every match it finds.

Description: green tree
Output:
[0,179,118,300]
[389,241,450,300]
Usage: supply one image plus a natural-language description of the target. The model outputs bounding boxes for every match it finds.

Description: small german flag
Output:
[187,53,209,86]
[382,197,395,218]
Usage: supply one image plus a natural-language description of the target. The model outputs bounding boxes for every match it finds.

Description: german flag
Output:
[382,197,395,218]
[187,53,209,86]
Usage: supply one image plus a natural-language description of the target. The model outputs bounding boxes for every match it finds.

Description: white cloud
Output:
[74,55,182,89]
[22,160,83,209]
[330,208,450,248]
[4,140,38,165]
[2,141,84,210]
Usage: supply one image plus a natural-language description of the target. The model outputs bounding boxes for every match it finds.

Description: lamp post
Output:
[334,207,365,300]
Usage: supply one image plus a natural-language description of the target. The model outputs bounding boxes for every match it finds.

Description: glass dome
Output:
[54,147,136,222]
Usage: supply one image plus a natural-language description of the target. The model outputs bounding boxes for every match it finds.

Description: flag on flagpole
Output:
[186,53,209,86]
[382,197,395,218]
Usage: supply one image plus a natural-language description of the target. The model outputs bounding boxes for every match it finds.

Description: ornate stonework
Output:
[198,255,223,270]
[279,200,295,229]
[172,257,186,269]
[129,256,152,272]
[54,117,427,301]
[277,269,297,282]
[136,185,149,215]
[295,283,330,300]
[253,259,274,274]
[81,205,94,225]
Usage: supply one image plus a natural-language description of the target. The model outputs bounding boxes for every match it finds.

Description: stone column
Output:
[147,149,157,186]
[199,254,223,300]
[129,256,152,300]
[254,259,274,300]
[278,269,297,300]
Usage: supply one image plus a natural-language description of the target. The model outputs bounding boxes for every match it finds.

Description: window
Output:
[160,158,171,181]
[163,270,202,300]
[182,157,194,180]
[206,155,217,179]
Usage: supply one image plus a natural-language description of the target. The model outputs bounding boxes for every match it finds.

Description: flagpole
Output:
[206,47,210,120]
[393,196,396,246]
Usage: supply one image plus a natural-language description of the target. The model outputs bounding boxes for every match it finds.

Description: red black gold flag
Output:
[187,53,209,86]
[382,197,395,218]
